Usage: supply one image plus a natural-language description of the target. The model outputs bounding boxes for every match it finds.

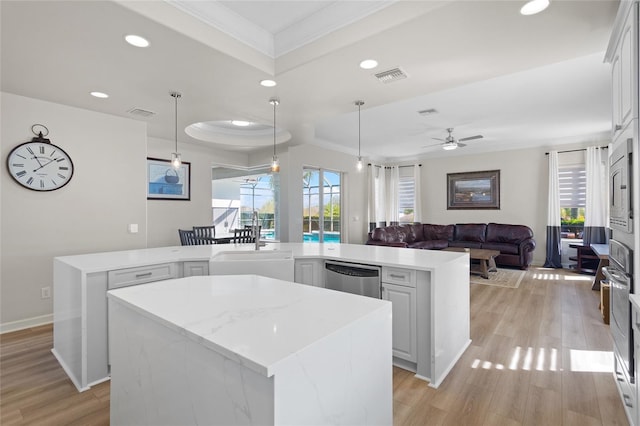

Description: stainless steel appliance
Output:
[604,240,634,391]
[609,136,633,233]
[324,260,381,299]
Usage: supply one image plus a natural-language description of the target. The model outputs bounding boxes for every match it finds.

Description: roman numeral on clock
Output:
[26,177,34,185]
[16,170,27,177]
[39,146,45,154]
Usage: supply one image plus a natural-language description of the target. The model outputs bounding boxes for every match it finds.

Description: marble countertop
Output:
[55,242,466,273]
[107,274,391,377]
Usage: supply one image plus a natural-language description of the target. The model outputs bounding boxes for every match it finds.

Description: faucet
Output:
[252,210,260,250]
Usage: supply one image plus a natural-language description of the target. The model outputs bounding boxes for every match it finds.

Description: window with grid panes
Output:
[558,164,586,239]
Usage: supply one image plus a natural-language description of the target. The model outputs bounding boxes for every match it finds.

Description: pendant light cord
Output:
[273,100,276,157]
[175,94,178,153]
[358,102,361,158]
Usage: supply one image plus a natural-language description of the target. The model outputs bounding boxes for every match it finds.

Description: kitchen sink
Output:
[209,250,294,281]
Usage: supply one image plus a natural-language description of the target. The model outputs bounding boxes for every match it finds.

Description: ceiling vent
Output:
[127,107,156,118]
[418,108,438,116]
[374,67,408,84]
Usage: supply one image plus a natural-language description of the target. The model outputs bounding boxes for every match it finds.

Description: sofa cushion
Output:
[486,223,533,244]
[482,242,519,255]
[454,223,487,243]
[402,223,424,244]
[423,224,454,241]
[380,226,407,243]
[409,239,449,250]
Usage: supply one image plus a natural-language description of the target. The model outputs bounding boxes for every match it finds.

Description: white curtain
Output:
[386,166,399,224]
[544,151,562,268]
[367,164,378,231]
[583,146,609,245]
[413,164,422,223]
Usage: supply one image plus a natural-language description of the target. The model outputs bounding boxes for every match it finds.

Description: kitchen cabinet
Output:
[610,2,638,139]
[629,297,640,426]
[382,282,416,362]
[294,258,324,287]
[182,261,209,277]
[53,243,469,392]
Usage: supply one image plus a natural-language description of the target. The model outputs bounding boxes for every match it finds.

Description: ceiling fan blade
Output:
[458,135,483,142]
[422,142,443,149]
[457,142,467,148]
[432,137,445,141]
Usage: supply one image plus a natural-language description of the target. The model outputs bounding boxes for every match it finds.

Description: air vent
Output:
[374,67,408,84]
[418,108,438,116]
[127,108,156,118]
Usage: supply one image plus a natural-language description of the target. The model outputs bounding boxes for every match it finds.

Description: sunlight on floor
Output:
[532,271,593,281]
[569,349,614,373]
[471,347,614,373]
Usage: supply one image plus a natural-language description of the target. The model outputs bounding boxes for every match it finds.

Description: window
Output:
[559,164,586,239]
[212,167,279,240]
[397,166,415,224]
[303,168,341,243]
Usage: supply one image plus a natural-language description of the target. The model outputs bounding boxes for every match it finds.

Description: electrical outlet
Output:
[41,287,51,299]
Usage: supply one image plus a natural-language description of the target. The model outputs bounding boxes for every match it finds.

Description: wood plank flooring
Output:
[0,267,629,425]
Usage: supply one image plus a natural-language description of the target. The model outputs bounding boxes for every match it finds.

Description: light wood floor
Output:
[0,267,630,425]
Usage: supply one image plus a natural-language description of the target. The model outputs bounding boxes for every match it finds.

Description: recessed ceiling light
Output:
[125,34,150,48]
[90,91,109,99]
[520,0,549,15]
[260,79,277,87]
[360,59,379,70]
[231,120,252,127]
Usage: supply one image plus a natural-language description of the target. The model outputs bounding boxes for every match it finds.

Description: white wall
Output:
[1,93,148,329]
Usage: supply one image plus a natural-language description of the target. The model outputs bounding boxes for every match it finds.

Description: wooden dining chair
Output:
[178,229,197,246]
[232,228,254,243]
[192,226,216,245]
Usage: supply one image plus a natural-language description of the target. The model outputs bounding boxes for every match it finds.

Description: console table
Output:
[590,243,609,291]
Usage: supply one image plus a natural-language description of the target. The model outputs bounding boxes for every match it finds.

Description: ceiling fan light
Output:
[442,143,457,151]
[520,0,549,15]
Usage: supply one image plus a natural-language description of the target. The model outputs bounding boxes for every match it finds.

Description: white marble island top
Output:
[56,242,467,273]
[107,274,391,377]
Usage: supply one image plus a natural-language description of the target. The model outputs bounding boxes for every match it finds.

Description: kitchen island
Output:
[53,243,470,391]
[107,274,392,425]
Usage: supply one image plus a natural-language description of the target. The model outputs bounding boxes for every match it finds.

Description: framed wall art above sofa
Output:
[447,169,500,210]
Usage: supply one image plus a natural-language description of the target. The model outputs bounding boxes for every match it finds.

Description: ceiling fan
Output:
[425,128,483,151]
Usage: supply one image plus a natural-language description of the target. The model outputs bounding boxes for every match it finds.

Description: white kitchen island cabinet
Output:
[107,275,392,426]
[53,243,470,391]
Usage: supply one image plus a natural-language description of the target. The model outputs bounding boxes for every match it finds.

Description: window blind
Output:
[558,164,586,208]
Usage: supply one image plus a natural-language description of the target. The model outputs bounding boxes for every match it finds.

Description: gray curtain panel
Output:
[544,151,563,268]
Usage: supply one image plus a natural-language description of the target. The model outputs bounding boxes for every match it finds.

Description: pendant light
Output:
[269,97,280,172]
[170,91,182,169]
[355,100,364,171]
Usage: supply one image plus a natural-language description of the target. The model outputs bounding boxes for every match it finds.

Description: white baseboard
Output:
[0,314,53,334]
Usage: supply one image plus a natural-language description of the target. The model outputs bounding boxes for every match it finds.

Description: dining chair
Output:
[232,228,254,243]
[193,226,216,245]
[178,229,197,246]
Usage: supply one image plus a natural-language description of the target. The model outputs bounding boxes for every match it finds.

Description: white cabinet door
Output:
[612,3,637,138]
[619,4,637,129]
[382,282,417,362]
[183,261,209,277]
[294,259,323,286]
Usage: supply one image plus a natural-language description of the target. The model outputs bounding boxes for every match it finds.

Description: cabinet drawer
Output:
[108,263,178,289]
[382,267,416,287]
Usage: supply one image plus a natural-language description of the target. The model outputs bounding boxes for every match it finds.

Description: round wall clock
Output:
[6,125,74,191]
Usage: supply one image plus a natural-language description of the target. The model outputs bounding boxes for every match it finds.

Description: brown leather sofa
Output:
[366,223,536,269]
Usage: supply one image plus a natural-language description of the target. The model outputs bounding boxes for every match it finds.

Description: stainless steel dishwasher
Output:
[324,260,381,299]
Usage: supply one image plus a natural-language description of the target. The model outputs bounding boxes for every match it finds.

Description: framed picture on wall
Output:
[146,157,191,200]
[447,169,500,210]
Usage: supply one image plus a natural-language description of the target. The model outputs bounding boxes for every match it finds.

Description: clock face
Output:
[7,141,74,191]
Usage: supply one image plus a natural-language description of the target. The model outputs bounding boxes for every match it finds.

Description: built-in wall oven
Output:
[610,135,633,233]
[604,240,634,386]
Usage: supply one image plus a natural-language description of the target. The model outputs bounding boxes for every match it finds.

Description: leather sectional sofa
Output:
[366,223,536,269]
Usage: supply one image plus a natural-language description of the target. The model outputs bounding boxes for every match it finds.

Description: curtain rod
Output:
[545,146,608,155]
[367,164,422,168]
